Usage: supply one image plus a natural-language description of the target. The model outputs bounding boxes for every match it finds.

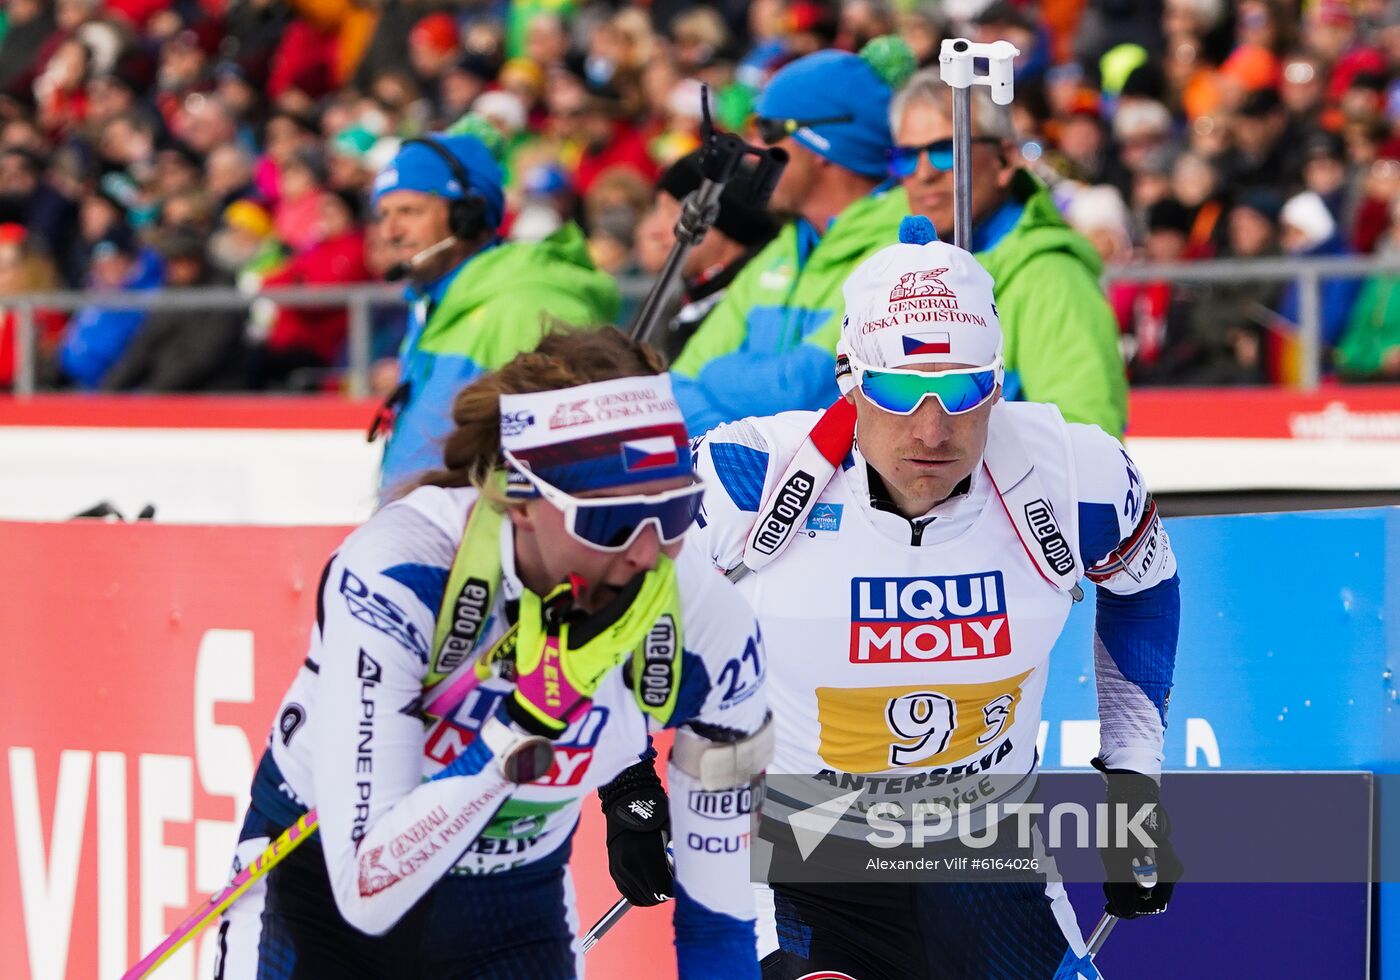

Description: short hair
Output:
[888,67,1016,143]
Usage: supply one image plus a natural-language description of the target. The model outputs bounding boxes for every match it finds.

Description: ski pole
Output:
[580,895,633,954]
[938,38,1020,251]
[122,812,319,978]
[1086,912,1116,955]
[578,846,674,953]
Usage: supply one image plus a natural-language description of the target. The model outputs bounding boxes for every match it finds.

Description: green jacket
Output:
[671,185,909,433]
[1335,272,1400,379]
[978,171,1128,438]
[381,223,620,492]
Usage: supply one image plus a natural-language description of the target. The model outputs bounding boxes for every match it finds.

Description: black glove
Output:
[1093,758,1182,919]
[599,758,673,907]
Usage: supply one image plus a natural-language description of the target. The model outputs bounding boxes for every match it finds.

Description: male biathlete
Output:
[692,218,1181,979]
[215,328,771,979]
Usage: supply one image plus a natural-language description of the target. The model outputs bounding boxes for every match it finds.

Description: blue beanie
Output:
[756,36,915,180]
[371,134,506,232]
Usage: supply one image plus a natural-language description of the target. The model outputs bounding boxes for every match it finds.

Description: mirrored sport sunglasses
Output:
[502,449,706,553]
[887,136,1003,178]
[847,351,1002,416]
[754,114,855,146]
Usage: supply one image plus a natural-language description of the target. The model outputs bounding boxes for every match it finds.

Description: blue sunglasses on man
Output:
[887,136,1002,178]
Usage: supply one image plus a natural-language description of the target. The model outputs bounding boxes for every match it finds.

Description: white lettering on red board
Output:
[8,629,256,979]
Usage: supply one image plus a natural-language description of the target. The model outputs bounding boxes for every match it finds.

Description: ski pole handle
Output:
[937,38,1021,106]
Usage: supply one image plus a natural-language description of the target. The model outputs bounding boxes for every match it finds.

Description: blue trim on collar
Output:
[972,198,1024,253]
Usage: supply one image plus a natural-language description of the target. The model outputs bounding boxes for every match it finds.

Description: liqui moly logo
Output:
[849,573,1011,664]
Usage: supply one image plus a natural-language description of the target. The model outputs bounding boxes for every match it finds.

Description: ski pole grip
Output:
[750,147,789,211]
[938,38,1021,106]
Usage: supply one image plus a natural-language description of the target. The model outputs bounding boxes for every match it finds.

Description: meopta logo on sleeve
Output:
[849,574,1011,664]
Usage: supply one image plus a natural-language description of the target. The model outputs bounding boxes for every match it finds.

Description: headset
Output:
[400,135,488,241]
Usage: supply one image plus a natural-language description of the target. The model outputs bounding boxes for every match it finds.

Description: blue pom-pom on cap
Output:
[898,215,938,245]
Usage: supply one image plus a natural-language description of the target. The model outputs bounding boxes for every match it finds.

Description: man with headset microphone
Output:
[370,132,620,497]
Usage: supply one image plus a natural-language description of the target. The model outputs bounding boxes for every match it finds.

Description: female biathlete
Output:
[215,329,771,979]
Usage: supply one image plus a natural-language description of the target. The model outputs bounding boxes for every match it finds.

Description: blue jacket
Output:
[1277,235,1360,348]
[59,250,164,389]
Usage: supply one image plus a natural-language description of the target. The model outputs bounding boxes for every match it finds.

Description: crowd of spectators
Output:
[0,0,1398,392]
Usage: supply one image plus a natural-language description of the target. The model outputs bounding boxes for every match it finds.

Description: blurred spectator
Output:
[1110,99,1173,200]
[327,127,377,193]
[635,149,779,363]
[583,166,652,273]
[670,8,730,75]
[1176,192,1283,385]
[274,147,331,253]
[153,142,204,199]
[1280,52,1325,123]
[250,190,370,390]
[154,29,212,123]
[34,36,91,138]
[52,233,162,389]
[1171,150,1227,257]
[210,199,285,290]
[892,67,1128,436]
[1336,198,1400,381]
[897,8,941,68]
[1273,190,1360,373]
[1301,131,1351,225]
[1052,94,1112,185]
[0,0,57,97]
[1065,184,1134,267]
[510,162,576,242]
[159,190,217,236]
[71,187,131,283]
[1119,198,1197,383]
[408,12,462,112]
[86,72,139,129]
[570,85,658,195]
[255,109,318,205]
[1352,155,1400,254]
[439,55,496,124]
[172,94,241,158]
[0,148,78,274]
[1229,89,1306,192]
[370,133,619,494]
[206,144,258,212]
[0,224,65,391]
[670,37,915,434]
[102,227,245,391]
[523,14,571,72]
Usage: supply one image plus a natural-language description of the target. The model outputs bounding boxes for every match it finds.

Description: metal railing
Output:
[1,255,1393,397]
[1100,253,1400,390]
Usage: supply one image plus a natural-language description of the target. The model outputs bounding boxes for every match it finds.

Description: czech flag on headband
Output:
[620,436,680,472]
[902,332,952,357]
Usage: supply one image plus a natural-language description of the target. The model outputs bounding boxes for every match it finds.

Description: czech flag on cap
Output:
[901,332,951,357]
[620,436,680,472]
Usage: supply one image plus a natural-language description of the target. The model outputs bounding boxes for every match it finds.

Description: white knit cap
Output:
[1280,191,1336,251]
[838,216,1002,375]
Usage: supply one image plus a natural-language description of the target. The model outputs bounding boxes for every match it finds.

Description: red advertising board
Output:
[0,521,677,979]
[1127,385,1400,438]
